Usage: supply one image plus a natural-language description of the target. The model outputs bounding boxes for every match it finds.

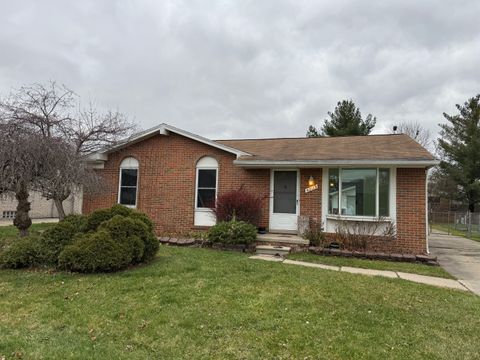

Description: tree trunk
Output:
[469,201,475,213]
[54,198,66,220]
[13,183,32,237]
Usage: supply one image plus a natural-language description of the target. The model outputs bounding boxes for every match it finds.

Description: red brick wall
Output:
[300,169,322,221]
[395,167,427,254]
[83,133,270,235]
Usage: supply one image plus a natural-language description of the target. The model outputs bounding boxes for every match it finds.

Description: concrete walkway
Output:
[429,232,480,295]
[250,255,470,292]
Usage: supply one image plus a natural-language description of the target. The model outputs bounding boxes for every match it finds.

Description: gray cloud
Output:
[0,0,479,140]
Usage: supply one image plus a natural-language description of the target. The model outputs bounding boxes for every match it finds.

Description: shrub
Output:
[110,204,134,217]
[213,187,265,227]
[129,211,154,232]
[38,222,78,265]
[85,208,113,232]
[302,218,325,247]
[62,214,88,233]
[98,215,146,263]
[0,235,42,269]
[142,232,159,262]
[58,230,132,273]
[86,205,153,233]
[208,219,257,245]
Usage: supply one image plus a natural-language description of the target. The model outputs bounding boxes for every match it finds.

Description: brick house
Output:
[84,123,438,255]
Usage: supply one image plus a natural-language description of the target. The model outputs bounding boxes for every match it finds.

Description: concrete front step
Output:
[257,233,309,246]
[255,245,291,257]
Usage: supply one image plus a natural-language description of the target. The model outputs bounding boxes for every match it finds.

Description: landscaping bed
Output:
[308,246,438,265]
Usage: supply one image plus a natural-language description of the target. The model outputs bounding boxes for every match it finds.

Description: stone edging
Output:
[308,246,438,265]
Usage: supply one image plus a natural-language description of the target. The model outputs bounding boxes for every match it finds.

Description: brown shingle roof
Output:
[216,134,435,162]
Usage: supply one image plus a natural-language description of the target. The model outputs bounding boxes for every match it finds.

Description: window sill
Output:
[118,203,136,209]
[195,208,214,212]
[326,215,392,222]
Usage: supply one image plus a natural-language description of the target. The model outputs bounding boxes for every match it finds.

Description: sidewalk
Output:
[250,255,470,293]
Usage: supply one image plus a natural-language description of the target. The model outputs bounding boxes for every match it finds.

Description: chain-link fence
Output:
[429,211,480,238]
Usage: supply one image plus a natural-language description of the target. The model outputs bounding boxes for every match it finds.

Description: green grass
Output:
[0,222,56,240]
[431,224,480,242]
[0,223,57,253]
[287,252,454,279]
[1,246,479,359]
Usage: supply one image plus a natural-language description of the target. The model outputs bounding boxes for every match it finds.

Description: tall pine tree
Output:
[307,100,376,137]
[438,94,480,212]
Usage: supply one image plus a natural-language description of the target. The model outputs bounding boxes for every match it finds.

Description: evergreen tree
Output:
[306,125,320,137]
[438,94,480,212]
[306,100,376,137]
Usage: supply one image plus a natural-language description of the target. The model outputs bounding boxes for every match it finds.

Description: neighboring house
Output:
[0,191,82,220]
[84,123,438,255]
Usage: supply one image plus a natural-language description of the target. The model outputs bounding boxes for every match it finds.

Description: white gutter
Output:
[233,159,440,168]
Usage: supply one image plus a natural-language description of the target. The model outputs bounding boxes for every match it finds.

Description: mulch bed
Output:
[158,237,254,252]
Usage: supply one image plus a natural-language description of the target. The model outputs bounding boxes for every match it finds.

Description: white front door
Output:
[269,170,299,232]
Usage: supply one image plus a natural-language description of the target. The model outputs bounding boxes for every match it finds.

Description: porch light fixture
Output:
[308,176,316,187]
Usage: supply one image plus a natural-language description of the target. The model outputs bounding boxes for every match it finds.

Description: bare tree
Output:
[391,121,432,150]
[0,124,44,236]
[0,82,136,220]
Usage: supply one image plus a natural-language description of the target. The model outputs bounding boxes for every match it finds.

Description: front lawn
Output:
[287,252,454,279]
[1,246,479,359]
[0,223,56,251]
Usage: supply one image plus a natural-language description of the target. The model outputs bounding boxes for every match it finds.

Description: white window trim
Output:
[118,165,139,208]
[327,167,393,219]
[195,167,218,211]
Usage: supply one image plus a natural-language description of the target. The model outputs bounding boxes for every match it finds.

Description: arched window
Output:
[195,156,218,209]
[118,157,139,207]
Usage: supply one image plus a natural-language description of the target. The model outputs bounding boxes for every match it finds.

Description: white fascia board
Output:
[87,123,250,162]
[161,124,251,157]
[233,159,440,168]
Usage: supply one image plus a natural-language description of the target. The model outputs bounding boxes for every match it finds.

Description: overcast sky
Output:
[0,0,479,140]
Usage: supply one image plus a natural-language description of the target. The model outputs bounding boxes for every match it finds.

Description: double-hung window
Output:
[118,157,139,207]
[328,168,390,217]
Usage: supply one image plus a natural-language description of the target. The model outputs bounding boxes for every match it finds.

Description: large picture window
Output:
[196,157,218,209]
[118,157,139,207]
[328,168,390,217]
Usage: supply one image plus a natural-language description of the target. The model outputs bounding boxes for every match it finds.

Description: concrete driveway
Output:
[429,233,480,295]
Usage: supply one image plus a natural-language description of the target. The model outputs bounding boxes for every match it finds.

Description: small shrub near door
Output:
[302,218,325,247]
[208,219,257,245]
[213,187,265,227]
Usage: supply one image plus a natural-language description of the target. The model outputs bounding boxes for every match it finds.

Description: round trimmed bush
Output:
[110,204,134,217]
[98,215,146,263]
[208,219,257,245]
[0,235,42,269]
[58,230,132,273]
[98,215,159,263]
[85,208,113,232]
[39,221,78,265]
[129,211,154,232]
[142,232,159,262]
[62,214,88,233]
